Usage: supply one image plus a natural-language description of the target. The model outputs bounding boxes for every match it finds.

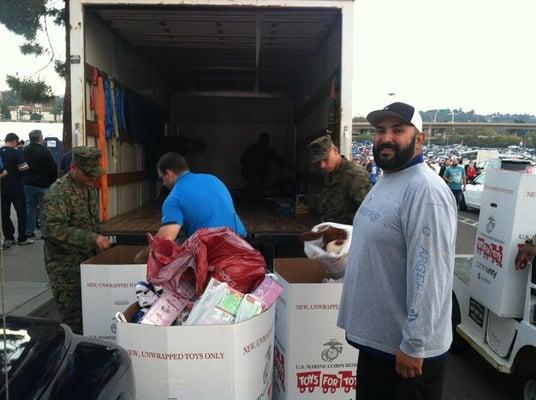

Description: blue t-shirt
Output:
[369,162,380,184]
[444,165,465,190]
[161,171,247,238]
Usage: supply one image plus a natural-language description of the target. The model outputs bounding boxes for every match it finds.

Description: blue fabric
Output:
[24,185,47,236]
[397,153,424,172]
[369,162,380,184]
[444,165,465,190]
[161,172,247,238]
[104,79,114,140]
[115,83,126,131]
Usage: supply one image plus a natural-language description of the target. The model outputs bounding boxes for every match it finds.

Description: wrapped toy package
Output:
[303,222,353,279]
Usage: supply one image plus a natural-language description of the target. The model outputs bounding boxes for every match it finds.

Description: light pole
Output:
[429,109,442,146]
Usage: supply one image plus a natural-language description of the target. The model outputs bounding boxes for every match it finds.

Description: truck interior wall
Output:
[293,17,342,211]
[84,9,169,218]
[84,10,169,111]
[294,17,341,140]
[170,95,293,188]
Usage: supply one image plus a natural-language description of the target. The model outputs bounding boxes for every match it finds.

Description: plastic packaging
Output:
[140,291,190,326]
[184,278,245,326]
[250,275,283,309]
[303,222,353,279]
[185,227,266,295]
[235,294,264,323]
[147,228,266,299]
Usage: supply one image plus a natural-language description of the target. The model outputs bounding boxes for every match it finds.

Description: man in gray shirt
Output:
[337,102,457,400]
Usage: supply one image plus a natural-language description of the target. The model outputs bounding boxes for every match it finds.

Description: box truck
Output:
[68,0,355,260]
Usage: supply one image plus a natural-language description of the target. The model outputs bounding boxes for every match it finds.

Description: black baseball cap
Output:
[367,102,423,132]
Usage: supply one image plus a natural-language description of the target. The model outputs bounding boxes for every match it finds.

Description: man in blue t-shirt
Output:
[365,157,380,185]
[443,156,466,208]
[156,152,247,240]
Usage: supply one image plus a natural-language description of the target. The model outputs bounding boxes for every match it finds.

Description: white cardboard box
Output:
[469,170,536,317]
[116,303,275,400]
[81,246,147,341]
[273,258,358,399]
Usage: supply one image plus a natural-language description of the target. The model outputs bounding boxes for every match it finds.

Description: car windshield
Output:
[501,160,530,171]
[475,174,486,184]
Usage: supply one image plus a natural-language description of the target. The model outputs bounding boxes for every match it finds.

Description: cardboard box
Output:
[81,245,147,341]
[116,304,275,400]
[469,170,536,317]
[275,195,309,216]
[273,258,358,399]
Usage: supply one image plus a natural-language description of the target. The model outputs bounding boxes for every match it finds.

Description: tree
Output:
[0,102,10,120]
[30,112,43,121]
[0,0,71,150]
[51,96,63,122]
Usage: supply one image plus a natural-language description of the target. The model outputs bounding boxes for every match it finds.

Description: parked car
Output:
[461,172,486,210]
[0,316,134,399]
[477,158,532,173]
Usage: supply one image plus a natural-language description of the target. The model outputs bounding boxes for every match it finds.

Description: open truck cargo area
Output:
[70,0,354,263]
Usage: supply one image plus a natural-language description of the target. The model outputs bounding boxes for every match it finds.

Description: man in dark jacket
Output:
[23,130,58,238]
[240,132,285,198]
[1,133,31,248]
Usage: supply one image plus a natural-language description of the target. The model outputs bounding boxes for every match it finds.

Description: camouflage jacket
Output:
[321,158,371,225]
[44,173,100,264]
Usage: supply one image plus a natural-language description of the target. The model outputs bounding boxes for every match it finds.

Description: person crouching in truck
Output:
[307,132,371,225]
[240,132,285,199]
[136,152,247,262]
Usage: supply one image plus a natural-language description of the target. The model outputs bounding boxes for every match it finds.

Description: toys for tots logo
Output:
[296,370,356,394]
[476,237,503,268]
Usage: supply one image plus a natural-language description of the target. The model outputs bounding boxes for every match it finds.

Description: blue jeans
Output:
[25,185,47,237]
[451,189,464,209]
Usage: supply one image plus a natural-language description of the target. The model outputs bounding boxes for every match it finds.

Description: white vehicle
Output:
[478,158,532,173]
[462,149,500,164]
[451,261,536,399]
[452,170,536,400]
[462,172,486,210]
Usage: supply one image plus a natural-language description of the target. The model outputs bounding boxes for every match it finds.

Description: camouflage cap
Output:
[307,134,334,163]
[72,146,102,177]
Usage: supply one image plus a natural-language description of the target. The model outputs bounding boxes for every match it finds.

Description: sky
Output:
[1,0,535,117]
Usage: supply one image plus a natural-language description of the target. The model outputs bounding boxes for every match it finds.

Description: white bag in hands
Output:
[303,222,353,279]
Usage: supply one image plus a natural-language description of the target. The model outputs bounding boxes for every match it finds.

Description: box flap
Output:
[274,258,328,283]
[82,245,147,265]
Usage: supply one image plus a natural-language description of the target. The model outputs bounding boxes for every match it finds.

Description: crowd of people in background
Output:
[0,130,58,249]
[354,149,481,209]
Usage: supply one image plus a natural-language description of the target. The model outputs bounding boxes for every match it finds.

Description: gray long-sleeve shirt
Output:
[337,161,457,358]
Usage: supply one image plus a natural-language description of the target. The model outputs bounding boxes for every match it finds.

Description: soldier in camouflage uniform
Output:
[44,146,111,334]
[307,134,371,224]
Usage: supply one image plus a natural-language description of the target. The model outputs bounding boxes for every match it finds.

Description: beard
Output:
[373,134,417,171]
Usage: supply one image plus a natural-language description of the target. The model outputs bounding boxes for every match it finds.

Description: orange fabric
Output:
[96,76,109,222]
[89,67,98,112]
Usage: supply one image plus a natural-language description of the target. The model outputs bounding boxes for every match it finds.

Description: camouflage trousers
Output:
[46,258,84,335]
